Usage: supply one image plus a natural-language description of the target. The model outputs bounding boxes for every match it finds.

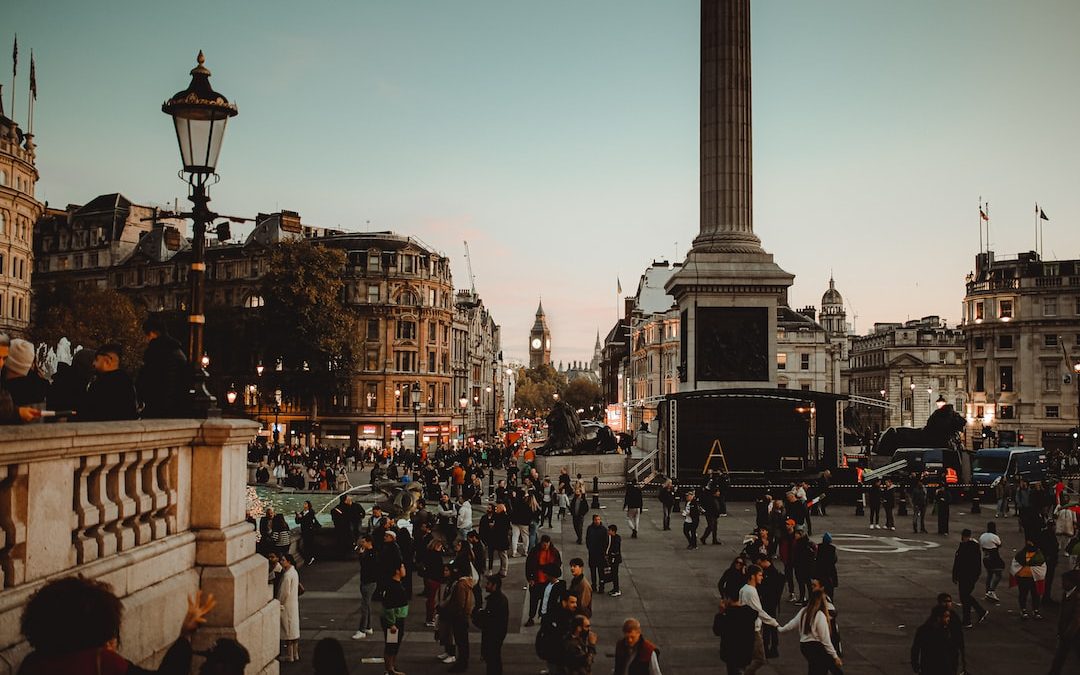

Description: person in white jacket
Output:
[739,565,780,675]
[1055,505,1076,554]
[779,589,842,673]
[277,553,302,662]
[457,494,474,540]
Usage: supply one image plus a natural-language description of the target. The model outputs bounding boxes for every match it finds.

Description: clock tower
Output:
[528,300,551,368]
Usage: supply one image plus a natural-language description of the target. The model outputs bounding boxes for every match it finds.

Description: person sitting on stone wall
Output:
[0,333,41,424]
[77,342,138,422]
[17,576,220,674]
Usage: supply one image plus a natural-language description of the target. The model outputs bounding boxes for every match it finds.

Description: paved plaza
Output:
[281,494,1064,674]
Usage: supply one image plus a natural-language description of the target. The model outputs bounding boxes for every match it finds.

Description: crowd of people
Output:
[0,316,191,425]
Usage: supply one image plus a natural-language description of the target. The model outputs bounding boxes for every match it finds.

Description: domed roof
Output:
[821,275,843,307]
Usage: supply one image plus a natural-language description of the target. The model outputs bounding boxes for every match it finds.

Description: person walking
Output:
[979,521,1005,603]
[714,596,757,675]
[524,535,562,626]
[910,476,928,534]
[353,535,380,639]
[612,618,662,675]
[757,556,785,659]
[813,533,839,601]
[740,564,779,675]
[605,524,624,597]
[473,574,509,675]
[586,515,608,592]
[682,491,701,550]
[701,488,722,546]
[277,554,301,663]
[570,488,590,544]
[658,479,675,531]
[560,614,597,675]
[295,500,320,565]
[935,486,951,536]
[867,479,882,529]
[909,605,960,675]
[792,530,817,605]
[444,566,475,672]
[951,529,989,628]
[1010,536,1047,620]
[778,589,842,675]
[623,481,644,539]
[380,564,409,675]
[568,557,594,618]
[540,478,556,528]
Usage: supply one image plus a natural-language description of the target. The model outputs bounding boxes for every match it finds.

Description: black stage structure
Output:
[656,388,848,483]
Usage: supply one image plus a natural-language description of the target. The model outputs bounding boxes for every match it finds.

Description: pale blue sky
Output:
[6,1,1080,365]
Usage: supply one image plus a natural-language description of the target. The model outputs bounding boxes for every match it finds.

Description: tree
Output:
[32,283,145,370]
[259,240,359,408]
[514,364,567,417]
[562,377,602,415]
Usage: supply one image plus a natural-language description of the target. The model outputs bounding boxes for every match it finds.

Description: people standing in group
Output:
[137,314,190,418]
[682,491,701,550]
[353,535,380,640]
[623,480,643,539]
[910,476,928,534]
[586,514,608,591]
[277,554,301,663]
[570,488,590,544]
[778,589,842,675]
[473,574,509,675]
[951,529,989,628]
[658,479,675,531]
[612,618,662,675]
[979,521,1005,603]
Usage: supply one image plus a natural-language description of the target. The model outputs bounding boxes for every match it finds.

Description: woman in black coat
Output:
[813,533,839,600]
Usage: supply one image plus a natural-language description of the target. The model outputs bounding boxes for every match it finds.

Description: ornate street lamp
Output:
[459,396,468,444]
[162,51,238,417]
[225,387,238,405]
[411,382,422,453]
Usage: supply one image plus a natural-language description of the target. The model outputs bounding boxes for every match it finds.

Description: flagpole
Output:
[10,35,16,123]
[978,197,983,254]
[986,201,991,253]
[1035,202,1039,257]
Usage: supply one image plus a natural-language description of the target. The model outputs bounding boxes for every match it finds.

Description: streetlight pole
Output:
[459,396,468,446]
[162,51,238,418]
[411,382,422,455]
[897,369,904,430]
[927,386,933,423]
[910,382,916,427]
[880,388,886,433]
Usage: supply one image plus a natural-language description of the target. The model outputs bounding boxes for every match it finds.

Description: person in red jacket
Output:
[612,618,662,675]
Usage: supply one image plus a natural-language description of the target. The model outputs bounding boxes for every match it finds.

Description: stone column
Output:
[695,0,762,254]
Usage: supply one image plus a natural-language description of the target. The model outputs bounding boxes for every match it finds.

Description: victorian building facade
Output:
[961,250,1080,452]
[0,110,43,336]
[33,196,503,448]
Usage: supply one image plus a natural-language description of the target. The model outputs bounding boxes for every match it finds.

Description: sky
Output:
[6,1,1080,366]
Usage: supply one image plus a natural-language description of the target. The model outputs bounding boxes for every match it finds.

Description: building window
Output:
[777,353,787,370]
[777,382,788,389]
[800,354,810,370]
[1044,297,1058,316]
[244,295,265,308]
[1044,334,1058,348]
[367,285,379,303]
[1046,405,1060,418]
[368,251,381,272]
[399,289,419,306]
[999,405,1014,420]
[365,383,378,411]
[973,336,984,350]
[396,320,416,340]
[427,383,436,412]
[427,350,436,373]
[998,334,1013,349]
[1075,297,1080,315]
[366,351,378,371]
[395,351,417,372]
[1044,366,1059,391]
[428,322,437,342]
[999,366,1013,392]
[801,383,811,391]
[974,301,984,320]
[401,255,415,274]
[975,366,985,392]
[367,319,379,340]
[0,212,5,235]
[999,299,1013,319]
[975,405,984,418]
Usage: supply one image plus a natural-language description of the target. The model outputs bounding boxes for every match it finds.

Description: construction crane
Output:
[456,240,480,309]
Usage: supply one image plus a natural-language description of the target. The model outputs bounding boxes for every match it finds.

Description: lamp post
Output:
[1074,362,1080,456]
[909,381,916,427]
[880,388,887,433]
[459,396,468,445]
[162,51,238,418]
[411,382,422,454]
[225,386,237,407]
[486,385,494,439]
[473,394,480,438]
[927,386,933,422]
[505,367,513,434]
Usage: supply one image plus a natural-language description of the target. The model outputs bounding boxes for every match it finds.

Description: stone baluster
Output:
[104,452,138,552]
[72,454,107,565]
[0,463,28,587]
[145,447,175,540]
[127,449,155,546]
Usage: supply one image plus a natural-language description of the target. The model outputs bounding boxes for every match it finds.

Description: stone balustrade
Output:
[0,419,279,675]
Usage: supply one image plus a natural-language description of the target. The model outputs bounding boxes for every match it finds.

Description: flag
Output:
[979,209,989,222]
[1040,208,1049,221]
[617,277,622,294]
[11,35,16,78]
[29,52,35,100]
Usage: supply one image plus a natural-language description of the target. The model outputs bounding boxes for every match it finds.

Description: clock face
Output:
[531,338,542,349]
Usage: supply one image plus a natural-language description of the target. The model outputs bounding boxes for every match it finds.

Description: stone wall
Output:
[0,419,278,675]
[535,453,629,489]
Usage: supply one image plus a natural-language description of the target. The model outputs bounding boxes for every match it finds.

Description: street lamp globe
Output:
[225,388,238,405]
[410,382,422,406]
[162,51,238,176]
[255,363,264,377]
[459,396,468,409]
